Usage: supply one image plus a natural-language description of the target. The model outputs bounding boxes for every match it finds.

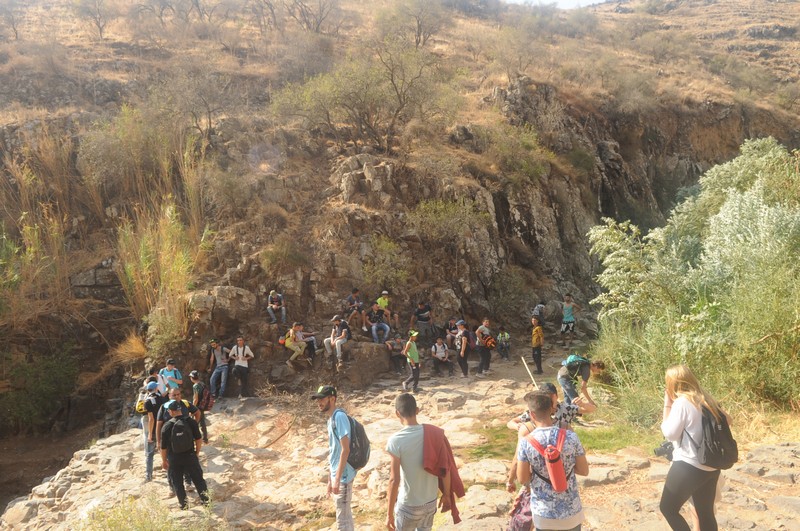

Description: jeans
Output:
[404,365,420,391]
[395,498,437,531]
[558,376,578,405]
[390,354,407,374]
[332,479,354,531]
[209,365,229,398]
[498,342,510,360]
[476,346,491,373]
[198,411,208,442]
[267,305,286,323]
[232,365,249,396]
[660,460,720,531]
[532,347,543,372]
[168,452,210,509]
[371,322,390,343]
[141,418,156,481]
[324,337,348,361]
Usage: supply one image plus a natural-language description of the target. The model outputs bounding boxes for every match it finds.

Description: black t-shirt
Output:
[367,309,385,324]
[160,415,202,454]
[335,321,352,340]
[415,305,432,322]
[144,393,166,438]
[557,362,591,382]
[158,399,198,422]
[446,322,458,335]
[269,294,283,306]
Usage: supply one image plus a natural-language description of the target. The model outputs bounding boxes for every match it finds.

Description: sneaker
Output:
[475,373,486,379]
[402,381,408,392]
[285,360,293,367]
[460,373,467,378]
[362,325,368,332]
[336,362,345,372]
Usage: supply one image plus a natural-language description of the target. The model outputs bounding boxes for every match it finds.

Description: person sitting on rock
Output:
[160,400,209,510]
[229,336,255,398]
[376,290,400,331]
[497,326,511,361]
[431,336,454,377]
[345,287,367,332]
[324,315,351,372]
[296,323,320,361]
[367,301,391,344]
[285,322,309,367]
[409,301,435,338]
[386,333,408,376]
[266,289,286,325]
[516,392,589,530]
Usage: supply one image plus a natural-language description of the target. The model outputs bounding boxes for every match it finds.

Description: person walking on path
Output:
[402,330,421,394]
[385,393,451,531]
[160,400,210,509]
[659,365,729,531]
[560,294,581,349]
[207,339,230,399]
[189,371,210,443]
[531,316,544,374]
[159,359,183,391]
[454,320,471,378]
[475,318,493,378]
[516,392,589,531]
[142,381,165,482]
[311,385,356,531]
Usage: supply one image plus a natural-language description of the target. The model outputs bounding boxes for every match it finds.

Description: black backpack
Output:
[333,409,371,470]
[170,417,195,454]
[685,406,738,470]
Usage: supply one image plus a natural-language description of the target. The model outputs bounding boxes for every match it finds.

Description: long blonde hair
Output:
[665,365,723,421]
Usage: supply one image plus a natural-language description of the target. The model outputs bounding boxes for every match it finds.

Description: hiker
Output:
[454,320,472,378]
[285,322,309,367]
[159,359,183,391]
[229,336,255,398]
[386,333,408,376]
[345,287,367,332]
[156,388,202,448]
[142,381,166,482]
[160,400,210,509]
[147,365,168,396]
[497,325,511,361]
[367,301,391,344]
[376,290,401,331]
[189,371,210,443]
[560,294,581,348]
[207,339,230,399]
[409,301,435,338]
[324,315,351,372]
[266,289,286,325]
[386,393,452,531]
[444,317,459,349]
[475,317,493,378]
[531,316,544,374]
[295,322,320,361]
[557,355,605,406]
[516,392,589,530]
[431,336,454,377]
[311,385,356,530]
[659,365,729,531]
[506,384,580,494]
[402,330,421,394]
[532,300,546,322]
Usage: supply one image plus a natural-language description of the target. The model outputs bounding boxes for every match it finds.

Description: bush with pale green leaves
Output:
[588,138,800,426]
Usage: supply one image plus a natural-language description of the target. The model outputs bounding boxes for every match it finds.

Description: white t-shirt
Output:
[229,345,254,367]
[431,343,448,360]
[660,396,715,471]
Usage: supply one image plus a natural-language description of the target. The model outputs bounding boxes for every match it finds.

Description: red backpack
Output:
[525,428,569,492]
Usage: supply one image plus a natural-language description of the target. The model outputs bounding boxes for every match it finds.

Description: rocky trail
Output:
[2,349,799,530]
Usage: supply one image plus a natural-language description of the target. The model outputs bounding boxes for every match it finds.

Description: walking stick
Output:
[521,357,539,389]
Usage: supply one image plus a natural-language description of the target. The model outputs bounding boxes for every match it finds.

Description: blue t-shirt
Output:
[328,409,356,485]
[159,368,182,389]
[517,426,584,524]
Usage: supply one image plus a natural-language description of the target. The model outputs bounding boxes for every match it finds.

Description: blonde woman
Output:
[659,365,727,531]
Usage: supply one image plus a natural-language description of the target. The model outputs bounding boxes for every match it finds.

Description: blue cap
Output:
[456,320,466,326]
[146,382,159,391]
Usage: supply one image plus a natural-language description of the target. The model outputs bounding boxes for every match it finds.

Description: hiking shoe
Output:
[475,373,486,379]
[402,381,408,392]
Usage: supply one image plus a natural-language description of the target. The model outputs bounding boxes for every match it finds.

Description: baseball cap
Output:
[270,289,277,295]
[381,290,389,295]
[456,319,466,326]
[330,314,342,322]
[311,385,337,399]
[394,333,402,339]
[210,338,218,344]
[166,358,176,365]
[146,381,159,391]
[189,370,199,379]
[166,400,181,411]
[409,330,419,337]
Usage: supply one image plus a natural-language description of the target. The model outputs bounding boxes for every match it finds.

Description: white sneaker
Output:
[475,373,486,379]
[362,325,368,332]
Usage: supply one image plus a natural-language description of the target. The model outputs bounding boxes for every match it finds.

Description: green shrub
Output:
[409,199,489,243]
[486,123,551,188]
[260,235,310,276]
[362,235,411,291]
[589,138,800,417]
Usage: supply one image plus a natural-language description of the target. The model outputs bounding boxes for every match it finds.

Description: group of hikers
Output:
[134,287,735,531]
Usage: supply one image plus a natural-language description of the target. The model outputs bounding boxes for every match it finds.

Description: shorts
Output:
[560,321,575,334]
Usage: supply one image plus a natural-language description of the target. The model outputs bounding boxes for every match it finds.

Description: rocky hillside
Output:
[4,355,799,530]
